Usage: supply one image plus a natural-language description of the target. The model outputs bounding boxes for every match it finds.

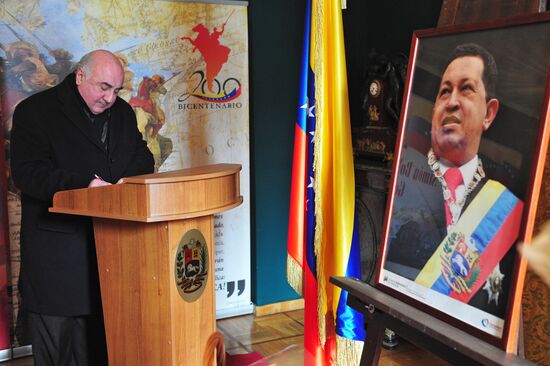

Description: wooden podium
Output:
[50,164,243,365]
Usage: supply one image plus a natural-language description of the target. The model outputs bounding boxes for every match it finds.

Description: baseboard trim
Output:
[216,302,255,320]
[254,298,304,317]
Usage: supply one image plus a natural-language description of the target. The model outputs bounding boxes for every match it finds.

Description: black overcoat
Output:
[10,74,154,316]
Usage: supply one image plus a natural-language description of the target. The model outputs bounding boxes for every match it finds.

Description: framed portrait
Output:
[376,12,550,351]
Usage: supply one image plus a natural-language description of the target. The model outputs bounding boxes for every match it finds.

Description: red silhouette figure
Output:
[181,23,231,92]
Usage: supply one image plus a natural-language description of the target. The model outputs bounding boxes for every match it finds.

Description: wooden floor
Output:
[220,309,450,365]
[2,309,450,365]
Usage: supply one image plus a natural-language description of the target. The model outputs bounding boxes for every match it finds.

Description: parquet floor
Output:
[220,309,450,365]
[2,309,450,365]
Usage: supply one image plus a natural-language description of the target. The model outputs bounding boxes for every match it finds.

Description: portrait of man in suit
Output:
[384,43,524,318]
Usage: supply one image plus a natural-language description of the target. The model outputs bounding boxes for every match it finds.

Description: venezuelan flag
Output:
[287,0,365,364]
[286,0,311,298]
[287,0,327,362]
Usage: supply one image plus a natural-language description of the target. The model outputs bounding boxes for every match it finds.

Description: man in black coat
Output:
[10,49,154,365]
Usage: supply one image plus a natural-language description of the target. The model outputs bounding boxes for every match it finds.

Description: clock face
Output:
[369,80,381,97]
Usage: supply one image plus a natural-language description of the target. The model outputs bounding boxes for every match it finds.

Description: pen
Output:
[94,174,104,181]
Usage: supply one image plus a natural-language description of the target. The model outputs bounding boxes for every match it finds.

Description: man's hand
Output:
[88,178,112,187]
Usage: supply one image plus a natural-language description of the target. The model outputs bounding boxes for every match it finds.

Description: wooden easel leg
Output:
[360,311,385,366]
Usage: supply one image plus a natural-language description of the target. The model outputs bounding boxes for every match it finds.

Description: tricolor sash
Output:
[415,180,523,303]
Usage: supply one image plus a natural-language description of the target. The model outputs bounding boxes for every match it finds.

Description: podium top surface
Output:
[50,163,243,222]
[122,163,241,184]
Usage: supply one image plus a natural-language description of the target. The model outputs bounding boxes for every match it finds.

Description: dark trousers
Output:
[27,311,108,366]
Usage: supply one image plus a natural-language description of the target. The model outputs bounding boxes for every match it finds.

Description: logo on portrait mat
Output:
[175,229,209,302]
[440,231,480,294]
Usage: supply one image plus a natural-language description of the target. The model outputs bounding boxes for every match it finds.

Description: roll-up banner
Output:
[0,0,251,356]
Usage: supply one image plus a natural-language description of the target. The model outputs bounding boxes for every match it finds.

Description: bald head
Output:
[76,49,124,77]
[75,49,124,114]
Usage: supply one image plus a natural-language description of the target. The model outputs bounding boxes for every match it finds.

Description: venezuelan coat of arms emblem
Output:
[175,229,209,302]
[440,231,480,294]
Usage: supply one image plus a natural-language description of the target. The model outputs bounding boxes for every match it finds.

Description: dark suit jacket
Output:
[385,155,515,318]
[386,175,486,275]
[10,74,154,316]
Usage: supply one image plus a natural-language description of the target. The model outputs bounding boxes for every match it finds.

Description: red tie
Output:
[444,167,463,226]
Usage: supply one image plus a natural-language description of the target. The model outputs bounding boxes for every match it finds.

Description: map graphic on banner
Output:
[0,0,251,345]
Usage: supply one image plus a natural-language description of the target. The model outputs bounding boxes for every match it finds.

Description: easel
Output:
[330,276,536,366]
[343,2,546,364]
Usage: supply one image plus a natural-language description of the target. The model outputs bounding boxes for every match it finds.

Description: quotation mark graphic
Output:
[226,279,245,297]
